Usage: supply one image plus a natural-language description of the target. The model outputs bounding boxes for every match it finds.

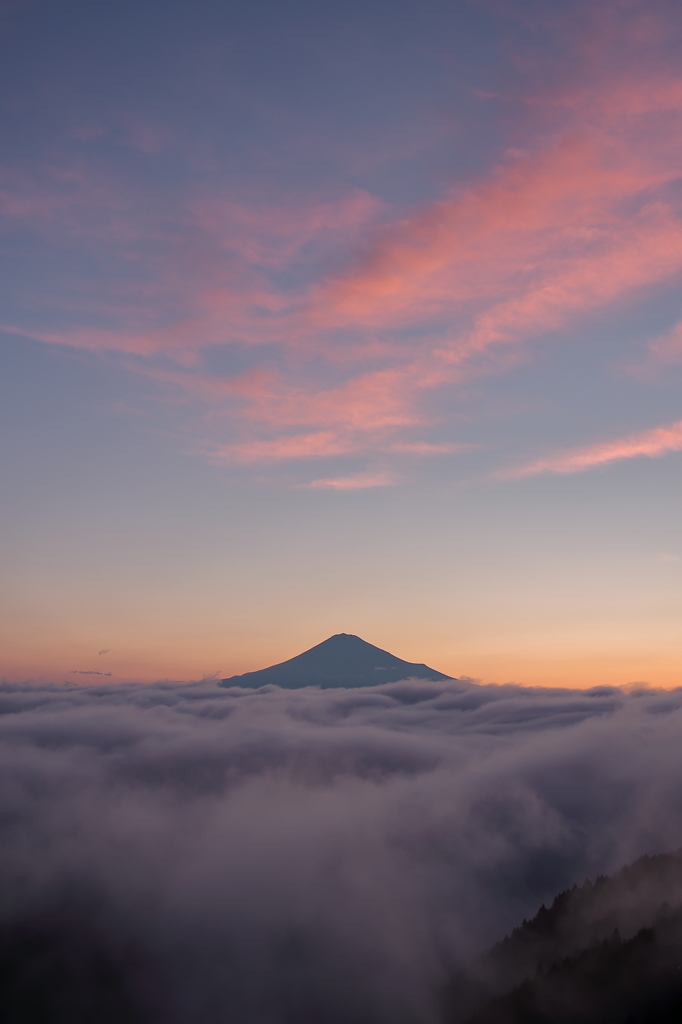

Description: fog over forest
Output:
[2,677,682,1022]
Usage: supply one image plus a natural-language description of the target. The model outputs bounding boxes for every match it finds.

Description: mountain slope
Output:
[219,633,453,689]
[452,850,682,1024]
[467,910,682,1024]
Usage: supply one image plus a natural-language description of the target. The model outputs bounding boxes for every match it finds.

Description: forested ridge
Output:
[456,851,682,1024]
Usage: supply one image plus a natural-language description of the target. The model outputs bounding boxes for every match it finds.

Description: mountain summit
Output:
[219,633,453,689]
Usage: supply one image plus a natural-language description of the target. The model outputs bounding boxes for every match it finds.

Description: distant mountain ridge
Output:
[219,633,453,689]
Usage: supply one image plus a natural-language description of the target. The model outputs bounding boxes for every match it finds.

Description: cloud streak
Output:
[509,418,682,477]
[306,470,396,490]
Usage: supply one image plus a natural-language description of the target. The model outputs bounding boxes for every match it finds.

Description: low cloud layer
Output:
[1,677,682,1022]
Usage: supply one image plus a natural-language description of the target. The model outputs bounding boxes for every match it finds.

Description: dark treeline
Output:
[465,913,682,1024]
[451,851,682,1024]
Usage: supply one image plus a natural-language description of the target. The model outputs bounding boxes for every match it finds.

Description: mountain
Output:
[466,913,682,1024]
[448,850,682,1024]
[219,633,453,689]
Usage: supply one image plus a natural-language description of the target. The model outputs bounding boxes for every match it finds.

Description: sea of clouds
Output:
[1,676,682,1022]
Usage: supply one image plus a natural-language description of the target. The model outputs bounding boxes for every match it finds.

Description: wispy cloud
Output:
[306,471,396,490]
[509,418,682,477]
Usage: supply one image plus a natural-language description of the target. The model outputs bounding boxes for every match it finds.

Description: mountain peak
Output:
[219,634,453,689]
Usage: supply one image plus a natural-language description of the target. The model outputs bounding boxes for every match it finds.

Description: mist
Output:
[1,676,682,1022]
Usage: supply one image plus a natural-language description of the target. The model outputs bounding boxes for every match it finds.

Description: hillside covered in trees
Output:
[452,851,682,1024]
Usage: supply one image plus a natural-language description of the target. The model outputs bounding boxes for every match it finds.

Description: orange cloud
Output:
[511,419,682,477]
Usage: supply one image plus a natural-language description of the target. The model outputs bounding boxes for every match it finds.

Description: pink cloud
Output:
[306,471,396,491]
[204,431,357,465]
[314,126,682,363]
[510,419,682,477]
[5,2,682,476]
[185,364,427,469]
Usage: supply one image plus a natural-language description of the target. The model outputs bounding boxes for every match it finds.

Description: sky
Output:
[1,0,682,687]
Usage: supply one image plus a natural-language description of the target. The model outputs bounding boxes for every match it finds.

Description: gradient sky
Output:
[1,0,681,687]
